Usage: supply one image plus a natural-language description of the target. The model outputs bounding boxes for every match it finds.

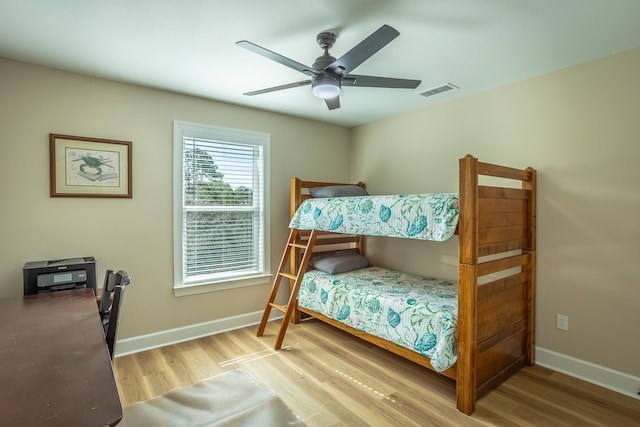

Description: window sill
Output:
[173,273,272,297]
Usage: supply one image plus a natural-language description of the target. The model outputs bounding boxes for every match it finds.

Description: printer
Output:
[23,256,97,296]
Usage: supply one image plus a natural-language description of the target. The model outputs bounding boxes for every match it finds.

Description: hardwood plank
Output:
[477,162,531,181]
[478,225,526,245]
[477,330,526,387]
[477,277,527,343]
[478,239,528,257]
[478,198,526,214]
[478,212,524,229]
[477,253,529,277]
[478,186,527,200]
[112,351,145,405]
[113,322,640,426]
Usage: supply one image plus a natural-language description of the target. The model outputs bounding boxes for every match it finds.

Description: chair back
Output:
[99,270,131,359]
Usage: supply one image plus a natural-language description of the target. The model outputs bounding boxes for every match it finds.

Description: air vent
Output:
[419,83,458,98]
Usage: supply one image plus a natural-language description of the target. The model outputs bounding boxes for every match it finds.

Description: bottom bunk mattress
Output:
[298,266,458,372]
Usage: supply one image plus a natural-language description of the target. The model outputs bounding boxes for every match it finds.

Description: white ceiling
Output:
[1,0,640,127]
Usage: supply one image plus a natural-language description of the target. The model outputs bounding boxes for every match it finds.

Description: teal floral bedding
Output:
[289,193,459,241]
[298,266,458,372]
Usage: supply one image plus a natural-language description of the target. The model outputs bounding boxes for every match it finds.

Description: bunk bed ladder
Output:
[257,228,318,349]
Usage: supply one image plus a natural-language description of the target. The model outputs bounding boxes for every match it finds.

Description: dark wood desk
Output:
[0,289,123,426]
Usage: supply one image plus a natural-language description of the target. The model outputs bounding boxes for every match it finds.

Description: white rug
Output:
[119,370,307,426]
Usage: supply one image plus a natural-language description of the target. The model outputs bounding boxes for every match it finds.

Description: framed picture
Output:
[50,134,132,198]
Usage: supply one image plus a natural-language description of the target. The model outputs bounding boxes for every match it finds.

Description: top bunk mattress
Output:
[289,193,459,241]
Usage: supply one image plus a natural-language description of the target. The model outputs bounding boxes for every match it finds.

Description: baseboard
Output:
[114,310,282,357]
[536,347,640,400]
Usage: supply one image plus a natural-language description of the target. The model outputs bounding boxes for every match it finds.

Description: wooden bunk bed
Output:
[257,154,536,414]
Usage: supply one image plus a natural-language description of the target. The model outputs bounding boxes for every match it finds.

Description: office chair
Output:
[99,269,131,359]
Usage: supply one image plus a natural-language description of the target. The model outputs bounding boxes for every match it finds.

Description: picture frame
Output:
[49,134,132,198]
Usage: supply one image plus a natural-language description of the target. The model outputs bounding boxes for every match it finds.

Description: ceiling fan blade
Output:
[343,74,421,89]
[325,96,340,110]
[325,24,400,76]
[243,80,311,96]
[236,40,318,77]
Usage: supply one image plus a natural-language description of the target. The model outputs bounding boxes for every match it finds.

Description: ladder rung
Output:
[278,272,296,280]
[269,303,287,313]
[288,242,308,249]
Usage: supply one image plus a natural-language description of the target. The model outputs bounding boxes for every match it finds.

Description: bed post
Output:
[524,167,537,366]
[457,154,478,414]
[290,178,302,324]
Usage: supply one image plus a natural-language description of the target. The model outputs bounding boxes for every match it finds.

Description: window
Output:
[173,121,270,296]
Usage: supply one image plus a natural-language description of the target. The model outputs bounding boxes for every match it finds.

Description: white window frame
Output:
[173,121,271,297]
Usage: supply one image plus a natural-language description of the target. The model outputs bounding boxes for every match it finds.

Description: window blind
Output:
[176,125,266,287]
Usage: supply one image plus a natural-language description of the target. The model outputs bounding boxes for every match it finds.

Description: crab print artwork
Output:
[66,149,119,186]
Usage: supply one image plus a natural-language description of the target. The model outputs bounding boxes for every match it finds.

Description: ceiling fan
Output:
[236,24,421,110]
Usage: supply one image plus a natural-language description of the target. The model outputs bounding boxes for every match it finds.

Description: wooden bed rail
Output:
[477,160,532,181]
[457,154,536,414]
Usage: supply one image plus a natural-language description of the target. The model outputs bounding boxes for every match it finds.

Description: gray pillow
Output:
[309,185,369,198]
[311,250,370,274]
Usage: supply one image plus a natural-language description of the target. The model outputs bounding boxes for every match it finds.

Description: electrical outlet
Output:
[556,314,569,331]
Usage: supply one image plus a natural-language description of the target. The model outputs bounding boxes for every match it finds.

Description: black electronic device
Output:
[23,257,97,295]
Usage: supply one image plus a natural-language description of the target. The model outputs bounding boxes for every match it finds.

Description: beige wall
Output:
[0,58,350,338]
[350,48,640,376]
[2,48,639,379]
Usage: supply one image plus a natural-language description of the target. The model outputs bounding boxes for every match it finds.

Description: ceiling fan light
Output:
[312,77,341,99]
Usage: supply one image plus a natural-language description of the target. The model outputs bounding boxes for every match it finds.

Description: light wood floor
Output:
[114,319,640,426]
